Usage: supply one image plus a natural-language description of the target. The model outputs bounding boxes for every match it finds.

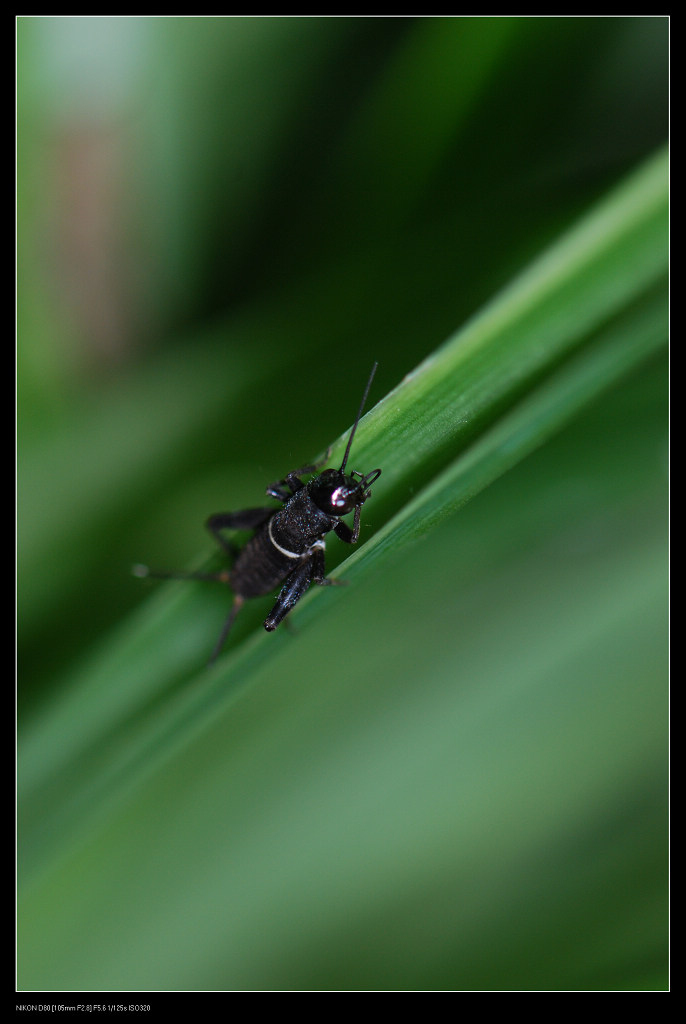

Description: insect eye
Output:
[310,477,356,515]
[322,484,353,513]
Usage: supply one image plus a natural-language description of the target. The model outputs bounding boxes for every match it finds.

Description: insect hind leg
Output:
[132,564,232,584]
[206,507,274,557]
[207,594,244,665]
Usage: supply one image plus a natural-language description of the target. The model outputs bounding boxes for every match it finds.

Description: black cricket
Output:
[134,363,382,663]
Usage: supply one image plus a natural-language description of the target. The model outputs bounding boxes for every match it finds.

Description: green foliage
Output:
[18,17,667,991]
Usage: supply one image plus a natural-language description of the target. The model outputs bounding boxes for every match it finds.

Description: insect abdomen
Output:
[229,521,296,598]
[230,493,334,599]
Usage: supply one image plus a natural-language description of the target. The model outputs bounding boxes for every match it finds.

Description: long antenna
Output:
[339,362,378,473]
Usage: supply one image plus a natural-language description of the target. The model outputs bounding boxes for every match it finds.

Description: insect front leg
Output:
[264,542,345,633]
[310,540,347,588]
[206,508,274,557]
[333,505,362,544]
[266,447,333,501]
[264,556,316,632]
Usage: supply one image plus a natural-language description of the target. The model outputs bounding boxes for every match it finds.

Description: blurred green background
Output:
[18,17,668,991]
